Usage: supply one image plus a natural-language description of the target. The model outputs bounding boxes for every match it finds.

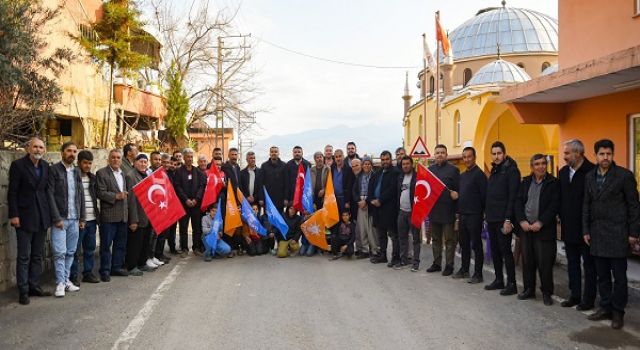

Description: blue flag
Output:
[205,198,223,252]
[241,197,267,236]
[263,187,289,239]
[302,166,314,214]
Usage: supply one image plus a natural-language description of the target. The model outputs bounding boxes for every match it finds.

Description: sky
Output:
[168,0,558,162]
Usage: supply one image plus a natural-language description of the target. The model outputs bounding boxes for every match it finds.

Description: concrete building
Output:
[403,3,560,171]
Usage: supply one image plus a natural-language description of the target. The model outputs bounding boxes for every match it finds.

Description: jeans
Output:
[487,222,516,284]
[595,256,628,314]
[431,222,456,268]
[202,234,232,257]
[565,242,597,303]
[51,219,80,284]
[99,222,127,276]
[16,228,46,294]
[398,210,420,265]
[300,235,317,256]
[459,214,484,275]
[71,220,97,279]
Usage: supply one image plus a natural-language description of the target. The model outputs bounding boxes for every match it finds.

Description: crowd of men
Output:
[7,137,639,330]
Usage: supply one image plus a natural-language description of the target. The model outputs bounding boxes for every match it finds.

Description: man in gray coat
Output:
[96,149,130,281]
[583,139,640,329]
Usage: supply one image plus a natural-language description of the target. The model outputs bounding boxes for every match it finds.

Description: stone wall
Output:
[0,149,109,292]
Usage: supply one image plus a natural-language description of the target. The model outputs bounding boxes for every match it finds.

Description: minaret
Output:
[402,71,412,117]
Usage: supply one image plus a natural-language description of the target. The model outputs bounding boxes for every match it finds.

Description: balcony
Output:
[113,82,166,121]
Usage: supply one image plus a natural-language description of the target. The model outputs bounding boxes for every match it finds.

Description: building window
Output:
[429,76,435,95]
[59,119,72,137]
[463,68,473,87]
[517,62,525,70]
[454,111,461,146]
[630,114,640,190]
[541,62,551,72]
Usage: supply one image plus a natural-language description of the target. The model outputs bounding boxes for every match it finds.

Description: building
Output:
[501,0,640,185]
[43,0,165,149]
[403,3,560,172]
[188,121,234,161]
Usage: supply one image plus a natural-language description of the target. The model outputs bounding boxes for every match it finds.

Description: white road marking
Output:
[111,261,186,350]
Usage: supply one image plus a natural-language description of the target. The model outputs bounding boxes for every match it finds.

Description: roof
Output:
[467,59,531,87]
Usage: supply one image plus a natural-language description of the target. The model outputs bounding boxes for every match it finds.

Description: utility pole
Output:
[213,34,252,164]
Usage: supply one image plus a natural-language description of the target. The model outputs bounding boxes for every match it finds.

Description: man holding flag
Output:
[286,146,311,206]
[396,156,419,271]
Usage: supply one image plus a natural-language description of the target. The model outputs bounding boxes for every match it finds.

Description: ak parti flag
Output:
[411,163,447,228]
[322,170,339,227]
[301,210,329,251]
[302,166,314,215]
[224,182,242,235]
[293,163,305,213]
[436,11,451,56]
[132,168,186,234]
[201,163,225,212]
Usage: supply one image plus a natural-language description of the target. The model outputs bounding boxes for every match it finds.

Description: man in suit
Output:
[240,151,263,208]
[174,148,207,255]
[396,156,419,271]
[221,148,242,194]
[8,137,53,305]
[427,144,460,276]
[368,150,399,266]
[285,146,311,204]
[121,143,138,175]
[48,141,85,297]
[261,146,288,211]
[332,149,355,217]
[583,139,640,329]
[353,156,378,259]
[559,139,597,310]
[515,154,560,306]
[96,149,130,281]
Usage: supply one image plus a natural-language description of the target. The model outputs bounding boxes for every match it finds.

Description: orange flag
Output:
[301,210,329,251]
[224,182,242,235]
[322,170,339,227]
[436,12,451,56]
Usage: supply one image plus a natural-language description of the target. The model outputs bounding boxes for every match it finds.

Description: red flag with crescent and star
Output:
[201,163,225,212]
[132,168,186,235]
[411,163,447,228]
[293,163,305,213]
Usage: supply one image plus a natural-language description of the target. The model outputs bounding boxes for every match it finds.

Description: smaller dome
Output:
[467,59,531,87]
[541,63,558,76]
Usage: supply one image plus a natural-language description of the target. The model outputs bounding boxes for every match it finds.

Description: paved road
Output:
[1,245,639,350]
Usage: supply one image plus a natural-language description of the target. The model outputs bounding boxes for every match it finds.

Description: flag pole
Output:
[435,11,441,146]
[422,33,428,144]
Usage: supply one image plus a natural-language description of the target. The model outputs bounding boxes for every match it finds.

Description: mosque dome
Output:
[467,59,531,87]
[447,4,558,61]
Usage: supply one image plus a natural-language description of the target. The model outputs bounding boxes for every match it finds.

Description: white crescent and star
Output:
[414,180,432,203]
[147,184,168,209]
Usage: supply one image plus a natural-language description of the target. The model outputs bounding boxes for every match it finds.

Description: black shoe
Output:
[484,280,505,290]
[393,262,408,270]
[356,253,370,260]
[387,260,398,268]
[518,289,536,300]
[441,265,454,276]
[426,264,442,273]
[169,249,179,255]
[28,287,52,297]
[330,254,343,261]
[612,311,624,330]
[69,276,81,286]
[468,275,484,284]
[452,269,469,279]
[82,274,100,284]
[19,294,30,305]
[371,256,388,264]
[158,255,172,262]
[576,302,595,311]
[500,283,517,296]
[410,263,420,272]
[100,275,111,282]
[111,269,129,277]
[588,308,613,321]
[561,297,580,308]
[543,294,554,306]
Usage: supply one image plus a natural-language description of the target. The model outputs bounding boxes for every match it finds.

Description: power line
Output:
[256,37,420,70]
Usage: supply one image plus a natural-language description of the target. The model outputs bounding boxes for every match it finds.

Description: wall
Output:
[559,0,640,68]
[0,149,109,292]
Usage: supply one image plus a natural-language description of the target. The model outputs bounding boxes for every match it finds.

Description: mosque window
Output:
[517,62,526,70]
[454,111,462,146]
[541,62,551,72]
[463,68,473,87]
[429,76,435,95]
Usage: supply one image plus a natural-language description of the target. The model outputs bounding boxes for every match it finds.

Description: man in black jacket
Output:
[583,139,640,329]
[484,141,520,296]
[559,139,596,310]
[426,145,460,276]
[285,146,311,203]
[396,156,419,271]
[515,154,560,306]
[368,151,399,265]
[261,146,288,211]
[332,149,355,216]
[221,148,241,191]
[240,151,264,207]
[174,148,206,255]
[8,137,53,305]
[455,147,487,283]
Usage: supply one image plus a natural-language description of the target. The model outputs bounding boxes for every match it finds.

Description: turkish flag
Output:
[132,168,186,235]
[201,163,225,212]
[411,163,447,228]
[293,163,305,213]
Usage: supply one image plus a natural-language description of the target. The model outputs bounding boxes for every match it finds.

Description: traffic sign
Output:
[409,136,431,158]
